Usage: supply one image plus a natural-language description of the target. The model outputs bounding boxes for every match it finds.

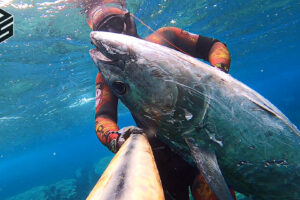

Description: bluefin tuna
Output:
[89,31,300,200]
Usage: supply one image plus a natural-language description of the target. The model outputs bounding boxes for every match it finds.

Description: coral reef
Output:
[7,179,77,200]
[6,155,113,200]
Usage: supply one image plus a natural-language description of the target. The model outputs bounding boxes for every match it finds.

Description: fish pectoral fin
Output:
[185,138,233,200]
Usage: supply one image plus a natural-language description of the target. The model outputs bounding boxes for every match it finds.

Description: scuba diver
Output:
[82,0,235,199]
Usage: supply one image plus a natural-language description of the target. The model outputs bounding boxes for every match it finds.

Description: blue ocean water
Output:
[0,0,299,199]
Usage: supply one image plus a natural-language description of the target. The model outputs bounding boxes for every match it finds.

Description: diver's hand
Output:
[214,63,229,73]
[117,126,143,150]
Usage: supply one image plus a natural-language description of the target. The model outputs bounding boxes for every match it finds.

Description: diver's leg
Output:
[149,138,198,200]
[192,174,236,200]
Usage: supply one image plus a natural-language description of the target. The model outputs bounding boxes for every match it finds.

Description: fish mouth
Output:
[89,31,120,65]
[89,31,134,65]
[89,48,116,64]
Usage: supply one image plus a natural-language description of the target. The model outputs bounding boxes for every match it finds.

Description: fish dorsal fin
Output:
[185,138,233,200]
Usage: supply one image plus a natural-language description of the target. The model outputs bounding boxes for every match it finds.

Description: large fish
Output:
[89,31,300,200]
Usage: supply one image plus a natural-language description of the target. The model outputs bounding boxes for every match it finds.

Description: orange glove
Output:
[208,42,231,73]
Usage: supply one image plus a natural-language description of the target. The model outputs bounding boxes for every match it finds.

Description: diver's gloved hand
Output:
[116,126,143,151]
[208,42,231,73]
[214,63,230,73]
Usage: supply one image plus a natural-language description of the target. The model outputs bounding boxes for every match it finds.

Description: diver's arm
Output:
[145,27,231,73]
[95,72,120,152]
[94,73,142,153]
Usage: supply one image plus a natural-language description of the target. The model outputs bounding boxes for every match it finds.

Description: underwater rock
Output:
[6,179,77,200]
[5,156,115,200]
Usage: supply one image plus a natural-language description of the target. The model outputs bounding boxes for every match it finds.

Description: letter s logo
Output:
[0,9,13,43]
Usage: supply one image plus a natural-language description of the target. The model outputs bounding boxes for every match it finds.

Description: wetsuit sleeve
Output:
[95,72,120,152]
[145,27,231,73]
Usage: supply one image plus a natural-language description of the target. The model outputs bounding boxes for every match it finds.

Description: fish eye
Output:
[112,81,127,95]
